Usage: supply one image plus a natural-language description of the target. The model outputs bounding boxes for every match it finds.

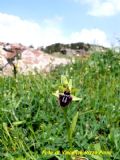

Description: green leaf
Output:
[12,120,26,126]
[52,90,59,98]
[72,95,82,101]
[94,143,101,151]
[71,88,79,94]
[58,85,65,92]
[90,143,103,160]
[15,98,22,109]
[56,156,64,160]
[90,155,103,160]
[3,122,11,138]
[69,112,79,140]
[68,79,72,91]
[61,75,68,85]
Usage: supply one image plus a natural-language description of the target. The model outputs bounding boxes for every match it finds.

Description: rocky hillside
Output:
[0,41,109,76]
[0,42,70,76]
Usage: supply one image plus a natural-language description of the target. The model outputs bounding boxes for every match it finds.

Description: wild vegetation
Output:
[0,49,120,160]
[43,42,107,54]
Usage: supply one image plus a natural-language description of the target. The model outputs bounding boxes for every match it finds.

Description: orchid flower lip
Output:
[59,92,72,107]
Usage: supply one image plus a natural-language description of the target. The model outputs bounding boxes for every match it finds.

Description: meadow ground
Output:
[0,50,120,160]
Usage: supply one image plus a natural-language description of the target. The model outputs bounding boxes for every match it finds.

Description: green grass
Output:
[0,50,120,160]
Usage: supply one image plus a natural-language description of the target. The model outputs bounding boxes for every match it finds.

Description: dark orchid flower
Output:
[53,75,82,107]
[59,91,72,107]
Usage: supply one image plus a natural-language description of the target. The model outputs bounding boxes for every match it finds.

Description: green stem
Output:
[64,109,69,130]
[63,109,72,160]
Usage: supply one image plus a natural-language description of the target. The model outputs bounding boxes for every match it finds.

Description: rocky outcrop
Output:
[0,42,70,76]
[0,41,108,76]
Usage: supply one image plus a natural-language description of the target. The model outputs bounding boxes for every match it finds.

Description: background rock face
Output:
[0,41,108,76]
[0,42,70,76]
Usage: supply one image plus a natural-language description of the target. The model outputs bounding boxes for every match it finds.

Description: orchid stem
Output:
[63,109,72,160]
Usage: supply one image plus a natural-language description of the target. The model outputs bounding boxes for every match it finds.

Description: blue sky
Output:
[0,0,120,47]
